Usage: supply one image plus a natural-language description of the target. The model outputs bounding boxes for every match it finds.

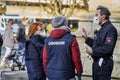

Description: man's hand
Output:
[86,49,93,55]
[82,28,87,39]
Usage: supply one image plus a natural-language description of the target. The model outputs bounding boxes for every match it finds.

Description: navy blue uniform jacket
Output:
[85,21,118,59]
[25,35,45,80]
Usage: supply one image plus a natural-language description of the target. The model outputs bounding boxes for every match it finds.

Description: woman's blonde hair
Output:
[28,22,44,37]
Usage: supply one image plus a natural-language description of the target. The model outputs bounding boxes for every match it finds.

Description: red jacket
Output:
[43,29,83,74]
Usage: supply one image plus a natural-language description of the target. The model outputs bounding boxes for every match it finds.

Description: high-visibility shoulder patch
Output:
[107,37,111,44]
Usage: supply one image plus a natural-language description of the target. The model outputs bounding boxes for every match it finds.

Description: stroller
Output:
[7,48,25,71]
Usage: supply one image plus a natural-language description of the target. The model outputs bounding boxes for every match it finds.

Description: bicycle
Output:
[6,48,26,71]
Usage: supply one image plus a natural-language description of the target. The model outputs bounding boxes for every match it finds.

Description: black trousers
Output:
[92,58,113,80]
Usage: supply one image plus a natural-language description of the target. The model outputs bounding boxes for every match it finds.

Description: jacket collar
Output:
[50,29,70,39]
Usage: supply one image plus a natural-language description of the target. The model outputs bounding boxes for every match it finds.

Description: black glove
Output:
[76,74,81,80]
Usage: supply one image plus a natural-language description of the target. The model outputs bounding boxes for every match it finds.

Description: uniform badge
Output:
[107,37,111,44]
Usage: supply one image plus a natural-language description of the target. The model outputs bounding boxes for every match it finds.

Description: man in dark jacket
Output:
[43,16,83,80]
[82,6,118,80]
[16,18,27,43]
[16,18,28,67]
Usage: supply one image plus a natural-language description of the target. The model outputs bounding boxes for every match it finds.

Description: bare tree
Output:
[39,0,89,18]
[3,0,89,18]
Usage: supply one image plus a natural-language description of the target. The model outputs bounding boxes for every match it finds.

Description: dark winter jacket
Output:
[25,35,46,80]
[16,24,26,42]
[85,21,118,59]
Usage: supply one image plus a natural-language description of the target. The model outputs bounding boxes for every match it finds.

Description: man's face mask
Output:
[93,16,100,25]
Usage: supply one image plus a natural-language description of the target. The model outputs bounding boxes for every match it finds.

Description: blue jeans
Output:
[18,42,25,65]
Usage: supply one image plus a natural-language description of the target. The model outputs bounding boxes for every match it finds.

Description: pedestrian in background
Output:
[82,5,118,80]
[16,17,28,68]
[25,22,46,80]
[43,16,83,80]
[0,20,14,68]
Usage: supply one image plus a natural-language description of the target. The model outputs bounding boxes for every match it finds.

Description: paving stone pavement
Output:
[0,47,120,80]
[1,70,120,80]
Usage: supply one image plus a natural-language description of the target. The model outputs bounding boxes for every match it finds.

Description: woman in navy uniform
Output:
[25,22,46,80]
[82,6,118,80]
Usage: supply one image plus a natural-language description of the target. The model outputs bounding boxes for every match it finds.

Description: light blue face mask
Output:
[39,29,46,37]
